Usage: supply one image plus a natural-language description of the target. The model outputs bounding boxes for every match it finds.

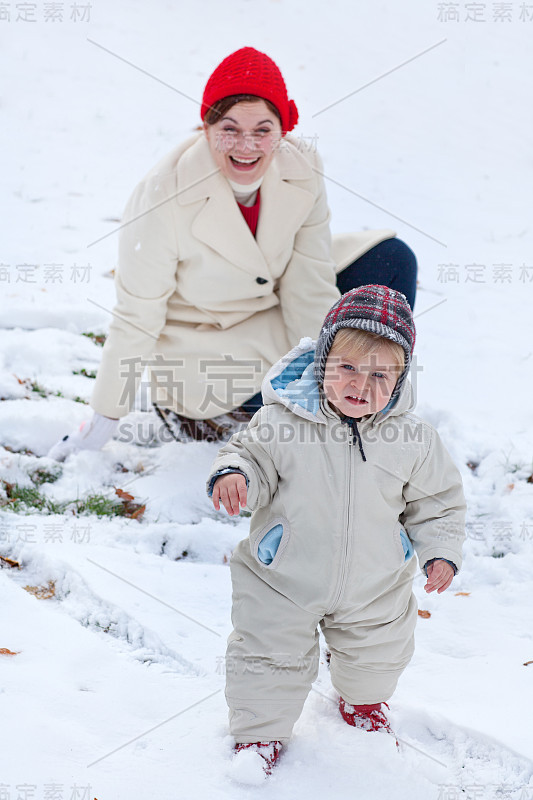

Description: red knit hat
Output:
[201,47,299,134]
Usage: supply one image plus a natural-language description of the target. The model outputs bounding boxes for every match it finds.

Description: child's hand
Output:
[424,560,455,594]
[212,473,247,516]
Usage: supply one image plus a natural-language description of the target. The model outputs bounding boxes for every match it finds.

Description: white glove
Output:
[47,413,119,462]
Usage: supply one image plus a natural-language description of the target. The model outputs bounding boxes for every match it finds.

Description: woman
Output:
[48,47,417,459]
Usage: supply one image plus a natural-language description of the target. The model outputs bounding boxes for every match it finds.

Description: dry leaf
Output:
[524,660,533,666]
[24,580,56,599]
[418,609,431,619]
[0,648,19,656]
[507,483,515,492]
[115,487,134,502]
[454,592,471,597]
[129,504,146,520]
[111,487,146,519]
[0,554,21,569]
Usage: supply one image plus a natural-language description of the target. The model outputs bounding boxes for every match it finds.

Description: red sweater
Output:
[237,189,261,237]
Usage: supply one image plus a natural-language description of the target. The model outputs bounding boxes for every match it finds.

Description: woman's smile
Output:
[228,154,262,171]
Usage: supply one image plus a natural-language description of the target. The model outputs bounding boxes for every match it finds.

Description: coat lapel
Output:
[194,187,269,276]
[177,134,318,277]
[255,154,316,264]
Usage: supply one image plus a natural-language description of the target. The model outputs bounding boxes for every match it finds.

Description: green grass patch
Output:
[82,332,107,347]
[31,381,62,399]
[1,464,144,520]
[1,481,65,514]
[29,381,87,404]
[72,368,97,379]
[29,466,62,486]
[1,482,136,519]
[72,494,126,517]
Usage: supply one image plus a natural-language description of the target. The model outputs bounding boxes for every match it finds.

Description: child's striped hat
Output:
[314,285,416,407]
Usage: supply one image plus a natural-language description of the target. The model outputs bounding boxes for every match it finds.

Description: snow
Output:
[229,749,272,786]
[1,1,533,798]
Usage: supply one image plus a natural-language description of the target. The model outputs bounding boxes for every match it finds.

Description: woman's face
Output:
[204,100,282,185]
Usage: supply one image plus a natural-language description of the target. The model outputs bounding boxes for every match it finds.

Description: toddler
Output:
[207,285,466,775]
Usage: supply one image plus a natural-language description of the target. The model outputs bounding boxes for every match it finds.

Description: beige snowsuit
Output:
[208,339,466,743]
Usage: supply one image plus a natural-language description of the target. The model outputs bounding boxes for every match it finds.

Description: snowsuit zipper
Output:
[328,417,368,612]
[345,416,367,461]
[328,425,354,612]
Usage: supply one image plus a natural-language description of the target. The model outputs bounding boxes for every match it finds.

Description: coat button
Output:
[256,277,268,284]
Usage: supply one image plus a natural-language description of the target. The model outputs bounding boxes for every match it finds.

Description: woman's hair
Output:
[203,94,282,126]
[329,328,405,374]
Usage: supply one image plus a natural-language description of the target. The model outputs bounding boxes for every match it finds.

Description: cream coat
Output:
[90,132,395,419]
[207,340,466,741]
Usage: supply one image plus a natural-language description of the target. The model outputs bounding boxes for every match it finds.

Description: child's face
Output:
[322,341,401,418]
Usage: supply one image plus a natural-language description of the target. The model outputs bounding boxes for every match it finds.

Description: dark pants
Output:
[335,237,417,311]
[241,237,418,414]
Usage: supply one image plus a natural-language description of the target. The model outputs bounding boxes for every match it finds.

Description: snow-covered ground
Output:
[1,1,532,798]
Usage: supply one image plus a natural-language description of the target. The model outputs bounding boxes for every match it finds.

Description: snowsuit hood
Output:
[261,336,415,429]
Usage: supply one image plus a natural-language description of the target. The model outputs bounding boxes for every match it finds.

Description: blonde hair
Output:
[329,328,405,374]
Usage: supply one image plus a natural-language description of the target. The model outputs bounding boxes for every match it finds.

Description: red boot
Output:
[234,741,283,775]
[339,697,393,734]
